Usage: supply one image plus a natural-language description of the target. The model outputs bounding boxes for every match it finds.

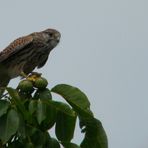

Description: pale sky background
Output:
[0,1,148,148]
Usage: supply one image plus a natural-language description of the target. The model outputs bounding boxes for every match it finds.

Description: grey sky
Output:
[0,0,148,147]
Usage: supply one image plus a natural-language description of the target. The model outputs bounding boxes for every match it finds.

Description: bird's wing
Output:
[0,35,33,62]
[37,54,49,68]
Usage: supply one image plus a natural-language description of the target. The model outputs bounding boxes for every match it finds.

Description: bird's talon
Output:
[27,72,42,82]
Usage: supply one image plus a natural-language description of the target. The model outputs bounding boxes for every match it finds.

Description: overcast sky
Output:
[0,1,148,148]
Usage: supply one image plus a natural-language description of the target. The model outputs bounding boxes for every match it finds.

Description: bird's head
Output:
[41,28,61,48]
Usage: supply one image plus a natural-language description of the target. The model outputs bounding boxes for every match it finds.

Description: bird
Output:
[0,28,61,90]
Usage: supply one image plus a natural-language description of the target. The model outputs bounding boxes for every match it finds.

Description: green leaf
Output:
[36,100,47,124]
[48,137,60,148]
[29,100,37,114]
[26,127,46,147]
[51,84,90,109]
[6,87,20,100]
[51,84,107,147]
[48,101,76,116]
[40,102,57,130]
[80,118,108,148]
[0,100,10,117]
[62,142,81,148]
[6,87,31,121]
[36,100,57,128]
[24,143,34,148]
[55,109,77,142]
[40,108,57,131]
[0,109,19,144]
[17,113,26,139]
[51,84,92,117]
[30,130,45,147]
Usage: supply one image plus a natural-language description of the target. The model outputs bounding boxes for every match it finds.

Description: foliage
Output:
[0,75,108,148]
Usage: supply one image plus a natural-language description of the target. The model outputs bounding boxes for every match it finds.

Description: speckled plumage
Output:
[0,28,61,88]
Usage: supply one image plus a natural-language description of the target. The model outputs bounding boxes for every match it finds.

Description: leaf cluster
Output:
[0,77,108,148]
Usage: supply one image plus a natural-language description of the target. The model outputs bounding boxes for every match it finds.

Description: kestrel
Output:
[0,28,61,88]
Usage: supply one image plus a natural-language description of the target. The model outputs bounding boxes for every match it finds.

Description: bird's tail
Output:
[0,72,10,98]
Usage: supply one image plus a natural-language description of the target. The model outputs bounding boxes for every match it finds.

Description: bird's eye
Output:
[49,33,53,37]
